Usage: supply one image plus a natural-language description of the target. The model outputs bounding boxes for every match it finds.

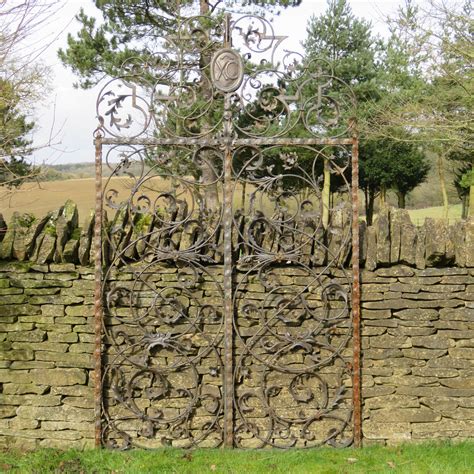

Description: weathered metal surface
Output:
[93,130,104,448]
[211,48,244,93]
[94,12,358,449]
[100,137,354,147]
[351,122,362,448]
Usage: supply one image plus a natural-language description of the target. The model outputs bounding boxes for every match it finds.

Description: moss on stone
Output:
[17,213,36,228]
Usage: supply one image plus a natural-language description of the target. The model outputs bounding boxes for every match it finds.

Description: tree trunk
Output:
[437,154,449,220]
[322,158,331,229]
[469,182,474,218]
[198,0,220,210]
[240,181,247,211]
[397,191,406,209]
[379,186,386,207]
[461,193,468,219]
[201,151,220,208]
[364,187,369,221]
[367,191,375,226]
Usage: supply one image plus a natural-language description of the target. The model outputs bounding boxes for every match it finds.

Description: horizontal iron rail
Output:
[98,137,354,147]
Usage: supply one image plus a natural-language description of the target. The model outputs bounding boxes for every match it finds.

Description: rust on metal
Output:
[223,143,234,447]
[94,12,360,449]
[100,137,354,147]
[93,128,104,448]
[222,19,235,447]
[350,119,362,448]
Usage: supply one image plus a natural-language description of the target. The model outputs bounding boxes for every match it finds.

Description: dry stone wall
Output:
[0,262,95,450]
[1,201,474,270]
[360,266,474,444]
[101,263,353,449]
[0,204,473,449]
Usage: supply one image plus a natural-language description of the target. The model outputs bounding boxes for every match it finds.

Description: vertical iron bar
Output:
[93,133,104,448]
[222,12,234,449]
[223,143,234,447]
[350,120,362,448]
[224,13,231,46]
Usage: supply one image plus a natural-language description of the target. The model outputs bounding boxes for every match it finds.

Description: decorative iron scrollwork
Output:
[98,12,356,450]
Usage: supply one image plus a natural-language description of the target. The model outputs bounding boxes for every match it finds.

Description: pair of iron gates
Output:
[92,13,361,449]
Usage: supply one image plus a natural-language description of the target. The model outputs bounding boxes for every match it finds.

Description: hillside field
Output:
[0,177,464,225]
[0,177,173,223]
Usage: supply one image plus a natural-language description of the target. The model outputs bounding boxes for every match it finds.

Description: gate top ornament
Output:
[95,13,356,143]
[211,48,244,93]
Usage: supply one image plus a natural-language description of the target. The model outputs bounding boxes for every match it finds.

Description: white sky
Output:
[30,0,403,165]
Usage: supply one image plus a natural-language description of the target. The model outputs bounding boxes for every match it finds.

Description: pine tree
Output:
[303,0,431,224]
[0,79,36,188]
[59,0,302,89]
[59,1,302,207]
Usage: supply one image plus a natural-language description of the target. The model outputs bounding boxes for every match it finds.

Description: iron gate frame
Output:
[92,12,361,449]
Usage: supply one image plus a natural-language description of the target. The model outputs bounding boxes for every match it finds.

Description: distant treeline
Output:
[38,163,96,181]
[39,162,149,181]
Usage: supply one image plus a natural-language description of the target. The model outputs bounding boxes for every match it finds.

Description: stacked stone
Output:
[1,259,473,448]
[0,201,352,268]
[1,202,474,449]
[1,202,474,269]
[361,265,474,444]
[0,262,95,450]
[101,263,354,448]
[362,208,474,270]
[232,265,353,448]
[0,201,94,266]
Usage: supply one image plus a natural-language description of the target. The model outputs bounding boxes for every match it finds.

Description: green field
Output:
[406,205,463,226]
[1,441,473,473]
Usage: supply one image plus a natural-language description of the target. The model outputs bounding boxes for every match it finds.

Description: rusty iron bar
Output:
[100,137,354,147]
[222,18,235,447]
[94,132,104,448]
[350,120,362,448]
[223,144,234,447]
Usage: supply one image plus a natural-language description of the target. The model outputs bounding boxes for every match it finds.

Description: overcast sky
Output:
[31,0,403,166]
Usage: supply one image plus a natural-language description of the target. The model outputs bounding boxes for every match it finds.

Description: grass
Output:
[0,177,295,223]
[406,204,463,226]
[0,441,473,474]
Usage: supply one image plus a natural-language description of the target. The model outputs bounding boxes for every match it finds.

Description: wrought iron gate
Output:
[93,13,360,450]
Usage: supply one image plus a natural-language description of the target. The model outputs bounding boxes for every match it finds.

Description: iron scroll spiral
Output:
[231,145,353,448]
[97,12,356,449]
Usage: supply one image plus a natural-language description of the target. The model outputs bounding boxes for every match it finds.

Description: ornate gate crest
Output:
[211,48,244,92]
[93,13,361,450]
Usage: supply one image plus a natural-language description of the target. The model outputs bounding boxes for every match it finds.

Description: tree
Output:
[450,142,473,218]
[302,0,434,225]
[301,0,383,227]
[360,138,429,224]
[59,0,302,208]
[378,0,473,148]
[59,0,302,89]
[0,1,60,193]
[367,0,473,216]
[392,146,430,209]
[304,0,382,103]
[0,79,36,188]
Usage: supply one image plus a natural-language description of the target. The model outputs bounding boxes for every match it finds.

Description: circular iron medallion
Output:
[210,48,244,93]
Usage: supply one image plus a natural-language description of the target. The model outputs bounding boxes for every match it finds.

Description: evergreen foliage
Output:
[303,0,430,222]
[0,79,36,188]
[58,0,302,89]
